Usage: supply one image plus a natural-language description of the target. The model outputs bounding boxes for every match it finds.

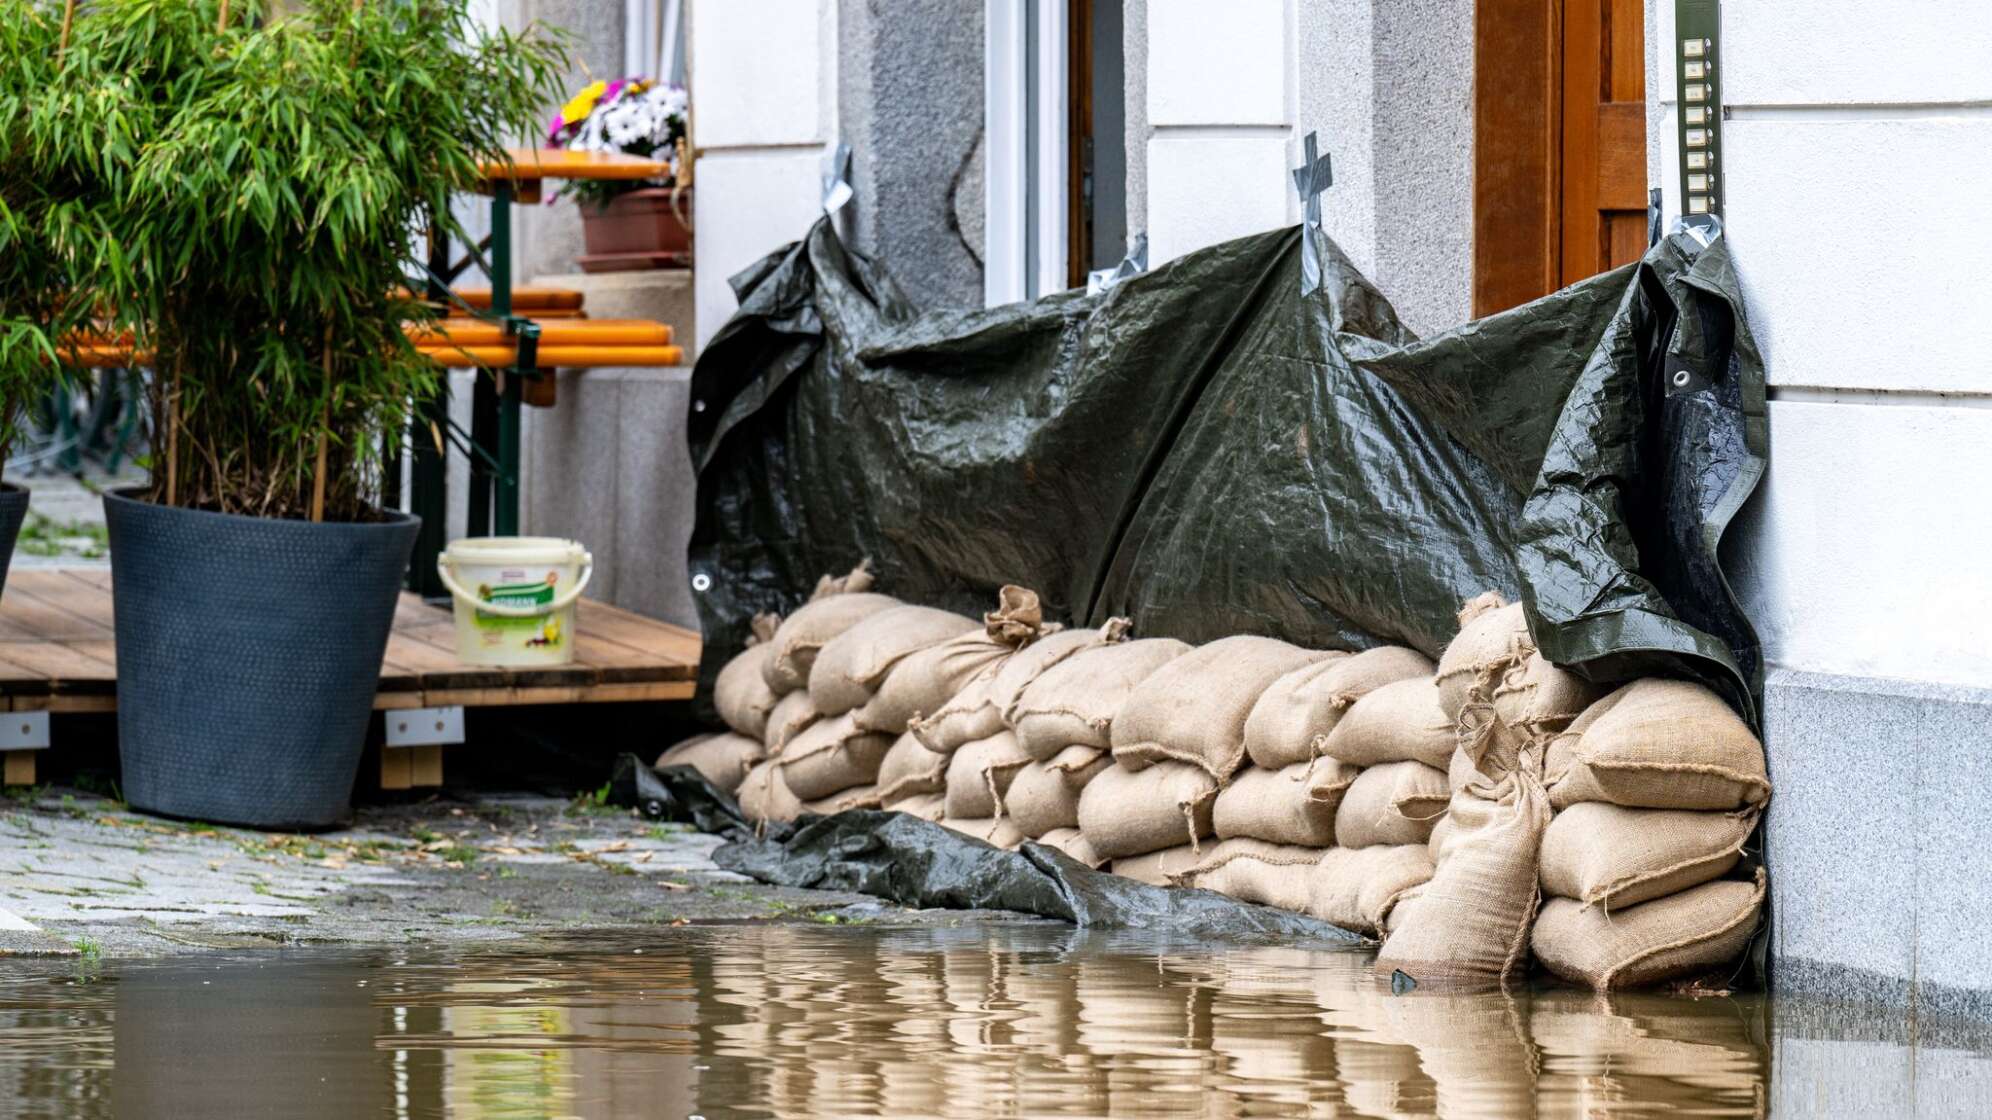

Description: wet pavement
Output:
[4,923,1991,1118]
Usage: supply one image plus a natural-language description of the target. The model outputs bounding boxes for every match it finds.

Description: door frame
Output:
[1472,1,1563,318]
[986,0,1070,305]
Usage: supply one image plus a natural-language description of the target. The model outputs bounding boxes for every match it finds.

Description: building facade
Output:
[522,1,1992,1018]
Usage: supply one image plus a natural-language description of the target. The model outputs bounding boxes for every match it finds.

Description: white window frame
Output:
[985,0,1068,306]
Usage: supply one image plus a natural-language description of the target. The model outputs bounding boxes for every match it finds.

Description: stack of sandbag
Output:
[736,562,901,824]
[1531,677,1771,989]
[1173,645,1444,934]
[1003,635,1191,868]
[919,610,1132,847]
[667,612,781,794]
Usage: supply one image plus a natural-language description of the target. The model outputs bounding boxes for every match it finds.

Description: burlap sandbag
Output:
[1546,678,1771,811]
[776,712,895,801]
[1533,870,1767,990]
[737,759,804,824]
[1005,747,1112,837]
[943,730,1032,819]
[1427,815,1456,863]
[1243,646,1435,770]
[1539,802,1757,909]
[873,731,950,804]
[1446,743,1478,796]
[1077,761,1218,860]
[885,791,946,821]
[714,615,782,738]
[939,815,1026,850]
[1374,765,1551,987]
[804,783,880,814]
[762,563,900,693]
[762,689,820,755]
[807,605,979,716]
[1110,843,1202,886]
[1318,676,1455,770]
[1309,844,1435,936]
[855,586,1049,734]
[1036,827,1106,868]
[1111,635,1324,781]
[1176,838,1320,912]
[1334,760,1450,848]
[1010,637,1192,759]
[656,731,764,794]
[1434,593,1529,723]
[1489,652,1606,745]
[1212,760,1357,847]
[915,619,1125,753]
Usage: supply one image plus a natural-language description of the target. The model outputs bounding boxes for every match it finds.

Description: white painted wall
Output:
[1688,4,1992,689]
[689,0,839,347]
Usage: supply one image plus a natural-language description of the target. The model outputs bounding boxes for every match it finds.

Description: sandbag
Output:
[804,783,880,814]
[1447,744,1478,796]
[938,815,1026,849]
[1005,747,1112,837]
[656,732,763,794]
[873,731,950,804]
[1309,844,1435,936]
[1010,637,1192,759]
[1242,646,1434,770]
[1539,803,1757,909]
[1532,870,1767,990]
[854,585,1049,733]
[807,605,979,716]
[714,630,782,739]
[1434,595,1528,723]
[1110,843,1202,886]
[1374,769,1550,987]
[1334,760,1449,848]
[737,759,805,823]
[1177,838,1319,912]
[915,621,1124,752]
[1212,760,1357,847]
[943,730,1032,819]
[1035,827,1106,868]
[1427,815,1456,863]
[1488,652,1606,746]
[1318,676,1455,770]
[885,791,946,821]
[1546,679,1771,811]
[776,713,894,801]
[1111,636,1323,781]
[762,588,902,695]
[763,689,821,755]
[1077,761,1218,860]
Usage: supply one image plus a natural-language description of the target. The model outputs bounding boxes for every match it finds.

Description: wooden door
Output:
[1474,0,1648,316]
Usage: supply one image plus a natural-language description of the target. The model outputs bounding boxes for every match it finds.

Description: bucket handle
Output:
[437,551,594,618]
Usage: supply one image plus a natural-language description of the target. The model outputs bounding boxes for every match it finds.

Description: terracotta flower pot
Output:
[578,186,693,273]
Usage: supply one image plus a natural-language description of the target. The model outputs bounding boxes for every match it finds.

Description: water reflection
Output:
[0,924,1985,1117]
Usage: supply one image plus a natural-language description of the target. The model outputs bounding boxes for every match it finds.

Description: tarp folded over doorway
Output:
[686,220,1766,722]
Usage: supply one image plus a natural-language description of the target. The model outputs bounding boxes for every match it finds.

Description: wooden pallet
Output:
[0,568,699,711]
[0,568,700,786]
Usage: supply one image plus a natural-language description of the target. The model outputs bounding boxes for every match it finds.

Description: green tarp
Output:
[686,220,1765,722]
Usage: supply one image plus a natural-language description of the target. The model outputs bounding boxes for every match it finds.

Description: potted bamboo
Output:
[547,77,692,271]
[43,0,563,828]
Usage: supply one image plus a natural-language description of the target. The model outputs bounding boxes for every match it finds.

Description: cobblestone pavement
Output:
[0,789,1012,960]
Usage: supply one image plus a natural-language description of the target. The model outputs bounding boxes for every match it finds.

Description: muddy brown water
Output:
[0,924,1980,1118]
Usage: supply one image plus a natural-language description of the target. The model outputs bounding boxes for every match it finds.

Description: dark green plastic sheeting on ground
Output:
[687,221,1766,723]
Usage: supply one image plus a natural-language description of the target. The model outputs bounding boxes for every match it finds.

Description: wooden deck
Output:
[0,569,701,713]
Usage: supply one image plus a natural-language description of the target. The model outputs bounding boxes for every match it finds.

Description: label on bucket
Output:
[476,576,565,649]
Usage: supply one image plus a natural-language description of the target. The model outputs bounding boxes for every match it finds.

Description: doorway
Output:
[1473,0,1649,317]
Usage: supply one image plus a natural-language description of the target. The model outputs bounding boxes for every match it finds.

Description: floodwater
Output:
[0,924,1984,1119]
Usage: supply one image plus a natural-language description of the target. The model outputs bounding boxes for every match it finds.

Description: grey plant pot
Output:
[0,484,28,593]
[104,490,419,830]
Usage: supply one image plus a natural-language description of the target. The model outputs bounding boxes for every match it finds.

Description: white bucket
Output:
[437,537,594,667]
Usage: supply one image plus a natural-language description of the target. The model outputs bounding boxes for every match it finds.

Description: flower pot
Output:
[0,484,29,594]
[104,491,419,830]
[578,186,692,273]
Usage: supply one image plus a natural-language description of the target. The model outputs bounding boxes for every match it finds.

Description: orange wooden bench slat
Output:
[416,344,684,369]
[406,318,673,348]
[395,286,585,311]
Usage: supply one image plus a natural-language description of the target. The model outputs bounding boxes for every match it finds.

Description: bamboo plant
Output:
[23,0,566,521]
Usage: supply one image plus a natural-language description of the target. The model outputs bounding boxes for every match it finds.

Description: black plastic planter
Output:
[0,484,29,593]
[104,490,419,829]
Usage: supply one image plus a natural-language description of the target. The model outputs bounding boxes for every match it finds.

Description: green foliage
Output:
[21,0,566,520]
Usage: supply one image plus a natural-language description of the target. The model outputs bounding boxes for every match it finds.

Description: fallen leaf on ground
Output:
[659,881,692,892]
